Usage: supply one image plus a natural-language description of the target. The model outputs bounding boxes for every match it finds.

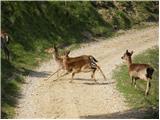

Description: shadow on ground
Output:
[83,81,115,85]
[19,67,51,78]
[80,107,159,119]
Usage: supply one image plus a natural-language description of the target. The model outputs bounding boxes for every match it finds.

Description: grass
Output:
[113,47,159,117]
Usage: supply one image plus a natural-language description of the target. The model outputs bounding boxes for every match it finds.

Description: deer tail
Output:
[89,56,98,63]
[146,67,154,79]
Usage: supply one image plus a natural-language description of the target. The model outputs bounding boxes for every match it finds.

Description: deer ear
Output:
[64,50,70,55]
[126,49,128,53]
[66,50,70,55]
[130,51,134,55]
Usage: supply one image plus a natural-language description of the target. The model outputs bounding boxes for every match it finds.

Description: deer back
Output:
[62,55,97,72]
[129,64,152,80]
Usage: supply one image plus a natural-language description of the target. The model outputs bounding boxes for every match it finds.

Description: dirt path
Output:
[15,26,158,118]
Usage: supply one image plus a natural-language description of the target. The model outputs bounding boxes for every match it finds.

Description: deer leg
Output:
[145,79,151,96]
[96,65,107,80]
[57,68,63,78]
[57,70,59,78]
[72,72,75,79]
[4,47,10,61]
[54,71,69,81]
[131,76,133,85]
[134,78,137,88]
[91,68,97,82]
[7,48,9,61]
[70,72,75,83]
[55,68,61,78]
[44,69,61,81]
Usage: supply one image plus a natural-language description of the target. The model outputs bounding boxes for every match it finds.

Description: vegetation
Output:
[113,47,159,118]
[1,1,159,118]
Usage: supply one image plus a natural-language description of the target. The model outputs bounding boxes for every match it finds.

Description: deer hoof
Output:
[134,85,137,88]
[94,80,97,83]
[69,80,73,83]
[145,92,149,96]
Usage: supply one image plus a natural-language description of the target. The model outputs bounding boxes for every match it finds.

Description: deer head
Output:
[121,50,133,61]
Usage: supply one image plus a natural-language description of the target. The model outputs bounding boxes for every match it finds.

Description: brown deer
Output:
[1,31,10,61]
[121,50,154,96]
[61,50,107,83]
[44,45,64,78]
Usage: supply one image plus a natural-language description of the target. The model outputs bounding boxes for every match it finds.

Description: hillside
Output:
[1,1,159,118]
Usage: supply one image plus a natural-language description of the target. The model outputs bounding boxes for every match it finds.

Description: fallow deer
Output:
[1,31,10,61]
[61,50,107,83]
[121,50,154,96]
[44,45,64,78]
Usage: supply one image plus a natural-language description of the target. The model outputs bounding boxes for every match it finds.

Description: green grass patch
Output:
[113,47,159,110]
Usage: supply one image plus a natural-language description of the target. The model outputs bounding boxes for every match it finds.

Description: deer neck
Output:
[62,57,69,70]
[53,50,60,60]
[127,57,132,67]
[52,46,60,60]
